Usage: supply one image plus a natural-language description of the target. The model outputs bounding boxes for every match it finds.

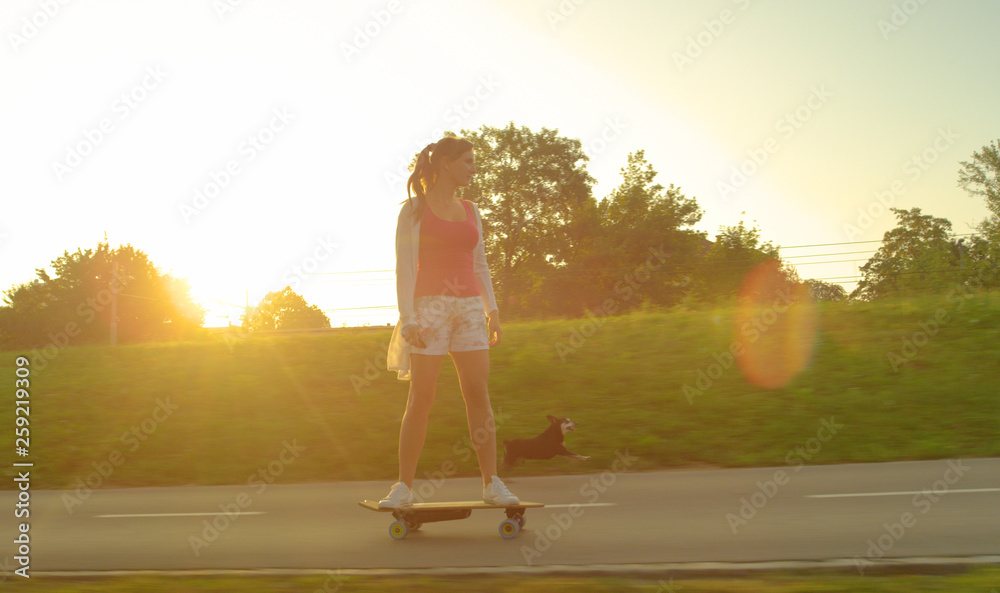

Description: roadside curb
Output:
[32,556,1000,579]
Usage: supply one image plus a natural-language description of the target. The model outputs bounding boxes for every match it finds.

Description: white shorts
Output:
[411,295,489,355]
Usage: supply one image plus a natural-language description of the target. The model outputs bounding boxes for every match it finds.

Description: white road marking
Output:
[807,488,1000,499]
[544,503,617,508]
[96,512,266,518]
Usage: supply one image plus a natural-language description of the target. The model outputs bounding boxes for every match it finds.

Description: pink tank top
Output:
[414,200,481,298]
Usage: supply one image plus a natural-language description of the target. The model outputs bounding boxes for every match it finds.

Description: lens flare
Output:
[733,260,817,389]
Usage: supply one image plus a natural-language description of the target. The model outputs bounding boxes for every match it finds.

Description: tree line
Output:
[1,126,996,350]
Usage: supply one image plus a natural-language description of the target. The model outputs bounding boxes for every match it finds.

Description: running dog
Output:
[503,416,590,469]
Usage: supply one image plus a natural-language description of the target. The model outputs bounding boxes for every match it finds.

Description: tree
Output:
[0,242,205,350]
[694,220,793,301]
[957,140,1000,288]
[460,123,596,318]
[580,150,705,312]
[958,233,1000,290]
[850,208,960,301]
[241,287,330,331]
[804,279,847,302]
[958,139,1000,240]
[0,277,54,350]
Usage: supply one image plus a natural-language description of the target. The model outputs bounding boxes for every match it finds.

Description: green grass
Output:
[3,568,1000,592]
[1,293,998,490]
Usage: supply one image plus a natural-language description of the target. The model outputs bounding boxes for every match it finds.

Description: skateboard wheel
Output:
[515,514,526,528]
[389,521,407,540]
[499,519,519,539]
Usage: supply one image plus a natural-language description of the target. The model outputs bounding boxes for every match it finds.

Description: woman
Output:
[381,136,518,508]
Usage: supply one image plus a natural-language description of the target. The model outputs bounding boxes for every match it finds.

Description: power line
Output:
[779,233,977,250]
[784,249,877,259]
[292,238,971,279]
[790,259,870,267]
[288,232,979,280]
[199,235,986,316]
[304,269,393,276]
[780,239,884,249]
[118,293,181,304]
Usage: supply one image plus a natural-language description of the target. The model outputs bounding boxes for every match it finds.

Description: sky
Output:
[2,0,998,328]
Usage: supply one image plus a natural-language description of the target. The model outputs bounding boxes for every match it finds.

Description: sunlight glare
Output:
[733,260,817,389]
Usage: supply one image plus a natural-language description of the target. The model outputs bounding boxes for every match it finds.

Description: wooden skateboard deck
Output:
[359,500,544,539]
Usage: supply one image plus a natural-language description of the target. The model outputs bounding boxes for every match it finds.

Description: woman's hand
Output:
[402,325,426,349]
[487,310,502,347]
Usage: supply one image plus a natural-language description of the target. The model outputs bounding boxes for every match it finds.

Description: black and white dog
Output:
[503,416,590,469]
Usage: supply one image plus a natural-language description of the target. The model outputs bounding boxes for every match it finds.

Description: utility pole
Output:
[110,261,118,346]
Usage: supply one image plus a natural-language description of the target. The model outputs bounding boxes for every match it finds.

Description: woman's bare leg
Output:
[450,348,497,486]
[397,353,444,487]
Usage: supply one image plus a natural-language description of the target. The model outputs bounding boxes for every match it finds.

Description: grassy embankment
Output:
[1,293,997,490]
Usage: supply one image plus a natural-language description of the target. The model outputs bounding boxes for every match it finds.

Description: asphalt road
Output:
[3,457,999,574]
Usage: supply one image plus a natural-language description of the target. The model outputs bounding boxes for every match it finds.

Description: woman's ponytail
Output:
[406,144,435,221]
[404,136,474,221]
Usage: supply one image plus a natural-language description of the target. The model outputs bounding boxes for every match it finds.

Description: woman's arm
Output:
[395,202,418,329]
[469,201,499,316]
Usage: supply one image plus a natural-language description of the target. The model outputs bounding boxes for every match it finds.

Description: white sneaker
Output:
[483,475,519,506]
[377,482,414,509]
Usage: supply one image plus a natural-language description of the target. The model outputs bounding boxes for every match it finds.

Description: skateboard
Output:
[358,500,544,540]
